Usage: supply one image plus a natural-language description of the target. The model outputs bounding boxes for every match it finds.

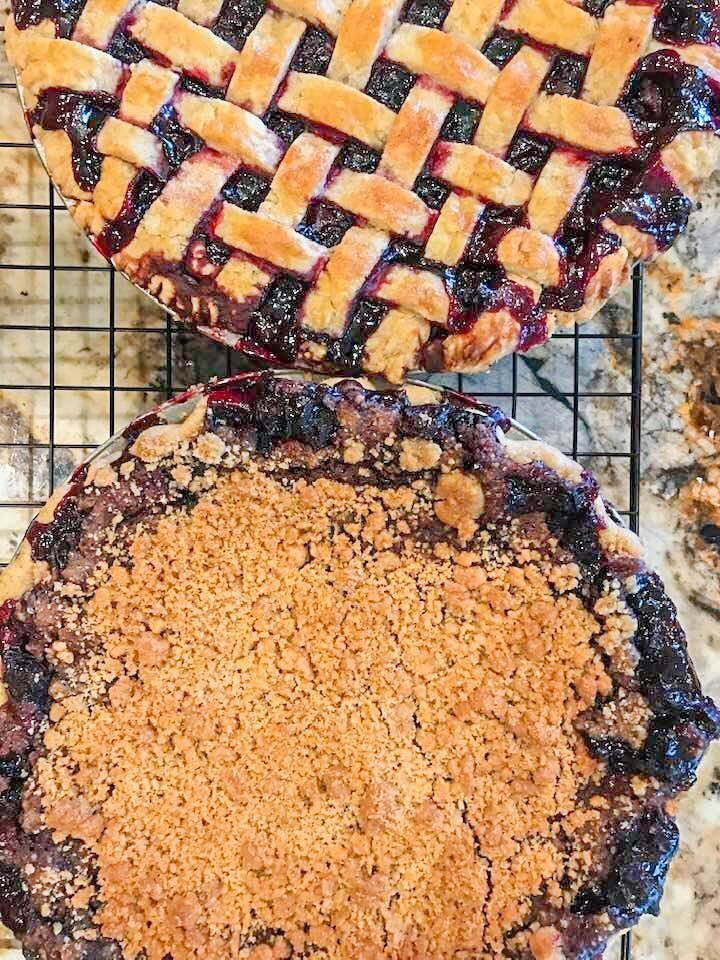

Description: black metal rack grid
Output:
[0,58,641,960]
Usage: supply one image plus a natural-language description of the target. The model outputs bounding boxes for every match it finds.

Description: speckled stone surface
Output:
[0,19,718,960]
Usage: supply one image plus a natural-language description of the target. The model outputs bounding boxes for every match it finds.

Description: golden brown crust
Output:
[385,23,499,102]
[434,142,534,207]
[214,203,327,275]
[302,227,388,336]
[324,170,433,241]
[526,95,637,154]
[363,308,431,383]
[278,72,396,148]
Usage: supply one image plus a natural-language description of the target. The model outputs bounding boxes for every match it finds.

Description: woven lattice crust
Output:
[7,0,720,379]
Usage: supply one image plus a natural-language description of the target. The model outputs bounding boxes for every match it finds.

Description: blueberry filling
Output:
[654,0,720,45]
[32,90,117,191]
[263,108,307,147]
[299,200,355,247]
[439,100,482,144]
[414,174,451,210]
[463,205,525,267]
[365,59,416,111]
[254,377,337,451]
[247,277,306,362]
[505,133,554,176]
[290,26,334,75]
[620,50,720,152]
[97,171,164,256]
[31,497,84,570]
[482,30,524,68]
[106,30,147,64]
[211,0,264,49]
[222,168,271,211]
[0,865,35,936]
[325,299,388,370]
[150,105,204,170]
[446,267,498,331]
[337,140,381,173]
[13,0,83,36]
[401,0,451,29]
[606,163,692,251]
[179,74,225,99]
[544,54,588,97]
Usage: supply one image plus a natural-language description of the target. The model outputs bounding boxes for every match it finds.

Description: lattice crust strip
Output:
[6,0,720,380]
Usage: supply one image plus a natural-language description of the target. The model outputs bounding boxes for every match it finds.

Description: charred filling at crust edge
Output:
[0,375,717,960]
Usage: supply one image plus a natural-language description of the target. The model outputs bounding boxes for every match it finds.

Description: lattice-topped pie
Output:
[7,0,720,378]
[0,374,717,960]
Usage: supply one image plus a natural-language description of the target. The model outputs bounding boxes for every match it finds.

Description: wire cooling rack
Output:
[0,47,641,960]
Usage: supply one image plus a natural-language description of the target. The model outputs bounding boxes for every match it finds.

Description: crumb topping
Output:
[30,465,618,960]
[434,471,486,541]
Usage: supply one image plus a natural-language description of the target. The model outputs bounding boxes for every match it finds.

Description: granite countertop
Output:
[0,25,719,960]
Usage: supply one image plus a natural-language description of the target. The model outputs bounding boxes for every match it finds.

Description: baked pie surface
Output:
[6,0,720,379]
[0,373,717,960]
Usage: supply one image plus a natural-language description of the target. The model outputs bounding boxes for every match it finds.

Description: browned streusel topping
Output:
[33,467,620,960]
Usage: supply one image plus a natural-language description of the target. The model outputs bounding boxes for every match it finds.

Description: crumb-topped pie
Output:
[6,1,720,379]
[0,373,717,960]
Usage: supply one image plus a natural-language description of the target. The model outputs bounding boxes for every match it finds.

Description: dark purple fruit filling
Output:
[401,0,450,28]
[0,865,35,936]
[542,228,620,313]
[2,647,50,711]
[31,497,84,570]
[338,140,380,173]
[325,299,388,370]
[654,0,720,46]
[290,26,333,75]
[505,133,554,175]
[582,0,614,15]
[201,233,231,267]
[222,167,271,211]
[299,200,355,247]
[33,89,117,192]
[607,163,692,250]
[463,204,525,266]
[183,227,232,278]
[572,810,678,925]
[0,755,26,816]
[207,387,257,434]
[620,50,720,152]
[13,0,83,36]
[247,277,305,362]
[253,377,337,452]
[543,53,588,97]
[517,307,549,353]
[439,100,482,144]
[150,104,203,170]
[179,74,224,99]
[211,0,264,50]
[365,59,416,111]
[263,108,307,147]
[482,30,524,68]
[384,236,425,268]
[106,30,147,64]
[414,175,451,210]
[97,171,163,256]
[446,266,497,331]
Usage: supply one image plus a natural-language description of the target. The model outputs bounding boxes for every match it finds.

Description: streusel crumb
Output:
[32,468,615,960]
